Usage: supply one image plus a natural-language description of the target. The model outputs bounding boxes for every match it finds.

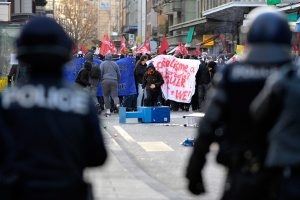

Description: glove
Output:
[188,176,205,195]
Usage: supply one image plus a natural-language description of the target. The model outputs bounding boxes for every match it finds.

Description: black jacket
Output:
[251,65,300,167]
[196,61,211,85]
[186,61,284,194]
[0,78,107,199]
[142,70,164,91]
[134,62,147,84]
[75,67,90,87]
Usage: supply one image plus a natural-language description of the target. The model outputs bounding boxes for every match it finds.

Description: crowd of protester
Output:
[70,45,238,115]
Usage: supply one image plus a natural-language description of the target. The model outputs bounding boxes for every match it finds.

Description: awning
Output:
[203,2,266,22]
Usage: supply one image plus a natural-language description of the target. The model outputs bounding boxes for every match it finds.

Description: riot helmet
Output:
[16,17,73,66]
[247,8,291,45]
[242,7,292,64]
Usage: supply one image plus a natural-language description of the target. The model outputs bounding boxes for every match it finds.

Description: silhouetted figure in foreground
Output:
[0,17,107,200]
[186,7,293,200]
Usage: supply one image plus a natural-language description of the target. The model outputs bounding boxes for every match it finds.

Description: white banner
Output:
[149,55,200,103]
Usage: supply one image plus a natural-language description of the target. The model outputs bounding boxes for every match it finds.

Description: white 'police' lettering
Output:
[231,65,277,81]
[2,85,89,115]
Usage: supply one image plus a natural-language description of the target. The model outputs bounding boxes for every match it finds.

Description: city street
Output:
[85,110,226,200]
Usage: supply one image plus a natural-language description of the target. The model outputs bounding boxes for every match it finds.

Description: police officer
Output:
[0,17,107,200]
[251,51,300,199]
[185,7,293,200]
[0,113,15,200]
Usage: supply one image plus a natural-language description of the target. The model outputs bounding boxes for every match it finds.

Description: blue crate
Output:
[151,106,170,123]
[119,106,170,123]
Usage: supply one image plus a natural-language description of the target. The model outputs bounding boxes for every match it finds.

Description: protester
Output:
[186,7,291,200]
[7,63,28,87]
[75,61,91,89]
[142,62,164,106]
[194,55,212,111]
[134,55,148,107]
[0,17,107,200]
[7,64,19,87]
[85,51,102,113]
[100,53,121,117]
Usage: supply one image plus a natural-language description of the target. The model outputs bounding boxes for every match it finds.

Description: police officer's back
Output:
[0,17,107,200]
[185,7,293,200]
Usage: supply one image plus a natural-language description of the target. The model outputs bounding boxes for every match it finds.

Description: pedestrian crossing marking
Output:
[137,142,174,152]
[113,125,136,143]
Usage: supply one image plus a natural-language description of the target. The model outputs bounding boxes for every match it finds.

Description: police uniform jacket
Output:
[186,60,286,188]
[251,66,300,167]
[0,78,107,199]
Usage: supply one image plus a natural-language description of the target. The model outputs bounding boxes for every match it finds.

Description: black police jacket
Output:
[251,65,300,167]
[0,78,107,199]
[186,61,285,184]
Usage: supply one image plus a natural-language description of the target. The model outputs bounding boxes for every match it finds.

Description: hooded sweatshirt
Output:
[99,53,121,81]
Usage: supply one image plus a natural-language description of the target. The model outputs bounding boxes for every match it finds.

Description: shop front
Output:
[0,23,21,91]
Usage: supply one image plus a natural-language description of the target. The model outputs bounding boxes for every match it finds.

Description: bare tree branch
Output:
[55,0,98,47]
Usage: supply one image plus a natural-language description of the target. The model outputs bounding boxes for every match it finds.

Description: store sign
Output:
[202,35,214,46]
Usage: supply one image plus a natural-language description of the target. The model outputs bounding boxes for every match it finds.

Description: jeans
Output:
[101,79,119,109]
[136,84,143,107]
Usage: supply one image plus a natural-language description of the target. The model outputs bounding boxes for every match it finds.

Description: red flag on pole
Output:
[158,35,169,55]
[100,34,111,55]
[119,36,127,54]
[110,40,117,54]
[175,43,188,55]
[137,39,151,54]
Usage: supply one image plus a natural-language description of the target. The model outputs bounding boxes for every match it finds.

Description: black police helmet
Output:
[16,17,73,65]
[247,9,291,45]
[242,7,292,64]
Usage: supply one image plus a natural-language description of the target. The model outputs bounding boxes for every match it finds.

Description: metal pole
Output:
[138,0,142,40]
[141,0,146,42]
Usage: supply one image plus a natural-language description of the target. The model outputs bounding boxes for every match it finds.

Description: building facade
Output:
[0,0,46,76]
[152,0,267,55]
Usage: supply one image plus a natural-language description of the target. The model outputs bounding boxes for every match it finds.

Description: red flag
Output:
[110,40,117,54]
[175,43,188,55]
[81,45,88,55]
[100,35,111,55]
[193,49,201,56]
[137,39,151,54]
[119,36,127,54]
[158,35,169,55]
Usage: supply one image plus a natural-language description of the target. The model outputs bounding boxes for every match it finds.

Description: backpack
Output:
[90,63,101,79]
[75,68,86,87]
